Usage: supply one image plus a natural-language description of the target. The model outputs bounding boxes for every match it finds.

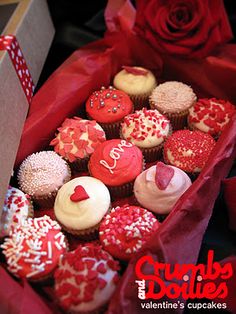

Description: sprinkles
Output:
[99,205,160,260]
[1,215,67,280]
[54,243,120,312]
[164,130,216,173]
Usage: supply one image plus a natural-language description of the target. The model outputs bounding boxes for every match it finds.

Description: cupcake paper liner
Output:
[70,156,89,174]
[129,92,152,111]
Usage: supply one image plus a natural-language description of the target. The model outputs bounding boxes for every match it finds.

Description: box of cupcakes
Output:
[1,0,236,313]
[0,0,54,215]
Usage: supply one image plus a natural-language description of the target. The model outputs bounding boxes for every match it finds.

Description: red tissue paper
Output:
[7,0,236,313]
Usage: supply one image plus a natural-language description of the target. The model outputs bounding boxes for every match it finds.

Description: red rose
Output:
[135,0,233,58]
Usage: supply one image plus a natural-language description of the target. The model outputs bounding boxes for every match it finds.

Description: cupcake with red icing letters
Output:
[54,176,111,238]
[85,86,133,138]
[134,162,192,215]
[121,108,171,162]
[88,139,144,198]
[150,81,197,130]
[163,130,215,175]
[99,205,160,261]
[18,151,71,208]
[113,66,157,110]
[1,215,67,282]
[188,98,236,138]
[54,243,120,313]
[50,117,106,172]
[0,186,33,238]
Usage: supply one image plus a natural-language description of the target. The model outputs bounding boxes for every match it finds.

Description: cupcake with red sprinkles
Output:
[188,98,236,138]
[163,130,216,175]
[1,215,67,282]
[99,205,160,261]
[54,243,120,313]
[85,86,133,138]
[50,117,106,172]
[121,108,171,162]
[0,186,33,238]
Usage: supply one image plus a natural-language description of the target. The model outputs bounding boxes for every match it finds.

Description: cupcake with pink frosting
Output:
[149,81,197,130]
[133,162,192,215]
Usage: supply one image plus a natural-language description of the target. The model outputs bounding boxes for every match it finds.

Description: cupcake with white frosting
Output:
[54,176,111,238]
[121,108,171,162]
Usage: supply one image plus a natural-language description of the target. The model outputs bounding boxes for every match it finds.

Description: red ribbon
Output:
[0,35,34,103]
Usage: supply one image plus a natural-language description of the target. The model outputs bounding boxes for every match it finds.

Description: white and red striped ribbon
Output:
[0,35,34,103]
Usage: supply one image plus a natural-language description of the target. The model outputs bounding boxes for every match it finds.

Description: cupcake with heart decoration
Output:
[54,176,111,239]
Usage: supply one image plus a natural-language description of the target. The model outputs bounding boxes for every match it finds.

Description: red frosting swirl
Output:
[85,86,133,123]
[89,139,143,186]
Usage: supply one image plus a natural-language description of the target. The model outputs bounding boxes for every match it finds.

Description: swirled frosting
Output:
[88,139,143,186]
[134,164,192,214]
[54,177,110,231]
[113,66,157,95]
[150,81,197,113]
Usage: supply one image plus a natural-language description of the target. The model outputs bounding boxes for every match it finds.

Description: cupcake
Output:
[150,81,197,130]
[54,176,111,238]
[99,205,160,261]
[113,66,157,110]
[0,186,33,238]
[121,108,171,162]
[18,151,71,208]
[134,162,192,215]
[1,215,67,281]
[85,86,133,138]
[50,117,106,172]
[54,243,120,313]
[188,98,236,138]
[163,130,216,175]
[88,139,144,199]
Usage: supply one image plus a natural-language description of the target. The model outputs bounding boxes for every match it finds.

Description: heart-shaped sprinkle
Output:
[122,66,148,76]
[97,262,107,274]
[70,185,90,202]
[155,162,174,190]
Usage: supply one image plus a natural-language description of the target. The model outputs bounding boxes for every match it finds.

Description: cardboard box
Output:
[0,0,55,213]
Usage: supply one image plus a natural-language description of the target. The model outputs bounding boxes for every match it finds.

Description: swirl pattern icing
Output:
[134,164,192,214]
[89,139,143,186]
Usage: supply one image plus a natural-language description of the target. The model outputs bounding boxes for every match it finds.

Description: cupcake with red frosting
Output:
[99,205,160,261]
[54,176,111,238]
[150,81,197,130]
[88,139,144,198]
[121,108,171,162]
[0,186,33,238]
[134,162,192,215]
[1,215,67,282]
[50,117,106,172]
[113,66,157,110]
[188,98,235,138]
[163,130,215,175]
[18,151,71,208]
[85,86,133,138]
[54,243,120,313]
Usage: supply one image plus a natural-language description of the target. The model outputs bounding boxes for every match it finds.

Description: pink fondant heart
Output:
[155,162,174,190]
[70,185,90,202]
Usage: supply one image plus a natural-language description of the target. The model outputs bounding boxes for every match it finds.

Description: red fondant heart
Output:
[155,162,174,190]
[70,185,90,202]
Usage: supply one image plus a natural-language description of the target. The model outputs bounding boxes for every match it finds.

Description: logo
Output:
[135,250,233,300]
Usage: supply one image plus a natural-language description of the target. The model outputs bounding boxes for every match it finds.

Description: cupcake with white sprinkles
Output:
[17,151,71,208]
[1,215,67,281]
